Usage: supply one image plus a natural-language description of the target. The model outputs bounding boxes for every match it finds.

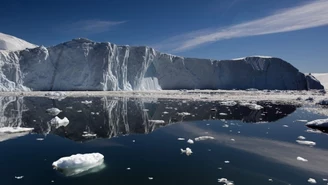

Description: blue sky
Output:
[1,0,327,72]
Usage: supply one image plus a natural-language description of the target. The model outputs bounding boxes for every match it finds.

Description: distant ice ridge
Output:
[0,32,37,51]
[0,35,324,91]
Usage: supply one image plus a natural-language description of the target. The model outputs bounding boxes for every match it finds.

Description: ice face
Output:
[0,39,324,91]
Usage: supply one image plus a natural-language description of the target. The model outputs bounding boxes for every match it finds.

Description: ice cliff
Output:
[0,38,323,91]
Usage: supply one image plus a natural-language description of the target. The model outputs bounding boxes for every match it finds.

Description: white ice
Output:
[308,178,317,184]
[187,139,194,144]
[306,118,328,128]
[297,156,308,162]
[218,178,234,185]
[195,136,215,141]
[296,140,316,146]
[46,108,62,116]
[180,148,193,156]
[0,32,36,50]
[148,120,165,124]
[177,112,191,116]
[0,127,34,133]
[50,116,69,129]
[52,153,104,170]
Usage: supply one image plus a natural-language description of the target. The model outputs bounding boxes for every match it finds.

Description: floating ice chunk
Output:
[180,148,192,156]
[268,179,273,182]
[306,118,328,129]
[187,139,194,144]
[177,138,185,141]
[296,140,316,146]
[194,136,214,141]
[306,129,322,134]
[222,124,229,128]
[46,108,62,116]
[298,136,306,140]
[224,161,230,164]
[220,101,237,106]
[177,112,191,116]
[231,139,235,141]
[296,120,308,122]
[52,153,104,176]
[126,167,131,170]
[143,109,149,112]
[163,111,169,114]
[82,133,97,137]
[15,176,24,179]
[149,120,165,124]
[77,110,82,113]
[308,178,317,184]
[36,138,44,141]
[218,178,234,185]
[219,113,228,116]
[148,177,153,180]
[50,116,69,129]
[81,100,92,105]
[297,157,308,162]
[323,179,327,181]
[91,112,95,115]
[248,104,263,110]
[283,125,289,128]
[0,127,34,133]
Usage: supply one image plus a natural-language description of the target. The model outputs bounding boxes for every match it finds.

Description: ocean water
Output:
[0,96,327,185]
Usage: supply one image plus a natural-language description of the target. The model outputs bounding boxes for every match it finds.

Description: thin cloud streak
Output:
[64,20,126,34]
[157,1,328,52]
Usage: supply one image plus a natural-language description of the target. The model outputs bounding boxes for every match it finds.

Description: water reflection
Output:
[0,96,298,142]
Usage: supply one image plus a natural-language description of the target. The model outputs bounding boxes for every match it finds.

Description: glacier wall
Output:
[0,38,323,91]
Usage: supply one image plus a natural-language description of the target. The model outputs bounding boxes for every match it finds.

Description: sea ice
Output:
[218,178,234,185]
[194,136,215,141]
[180,148,192,156]
[177,112,191,116]
[298,136,306,140]
[50,116,69,129]
[52,153,104,176]
[0,127,34,133]
[187,139,194,144]
[297,157,308,162]
[296,140,316,146]
[308,178,317,184]
[81,100,92,105]
[46,108,62,116]
[149,120,165,124]
[306,118,328,128]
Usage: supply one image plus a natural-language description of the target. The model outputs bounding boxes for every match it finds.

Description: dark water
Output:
[0,96,327,185]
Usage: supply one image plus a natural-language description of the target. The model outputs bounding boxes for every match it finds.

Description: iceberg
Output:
[0,127,33,133]
[52,153,104,176]
[50,116,69,129]
[0,34,324,91]
[194,136,215,141]
[180,148,193,156]
[46,108,62,116]
[306,118,328,129]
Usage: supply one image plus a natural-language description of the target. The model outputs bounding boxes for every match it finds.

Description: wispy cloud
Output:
[64,20,126,34]
[156,1,328,52]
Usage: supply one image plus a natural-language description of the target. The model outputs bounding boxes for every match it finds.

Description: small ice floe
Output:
[240,102,263,110]
[298,136,306,140]
[126,167,131,170]
[218,167,222,170]
[91,112,95,115]
[66,106,73,109]
[306,118,328,129]
[177,138,185,141]
[308,178,317,184]
[52,153,104,176]
[143,109,149,112]
[45,92,66,100]
[268,179,273,182]
[81,100,92,105]
[148,177,153,180]
[82,133,97,138]
[187,139,194,144]
[194,136,214,141]
[220,101,237,106]
[224,161,230,164]
[132,140,136,143]
[296,120,308,122]
[149,120,165,124]
[219,113,228,116]
[36,138,44,141]
[230,139,235,142]
[296,140,316,146]
[163,111,169,114]
[283,125,289,128]
[177,112,191,116]
[323,178,327,181]
[306,129,322,134]
[50,116,69,129]
[222,124,229,128]
[180,148,193,156]
[297,157,308,162]
[77,110,83,113]
[0,127,34,133]
[15,176,24,179]
[218,178,234,185]
[46,108,62,116]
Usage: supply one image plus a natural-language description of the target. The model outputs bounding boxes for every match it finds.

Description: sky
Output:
[0,0,327,72]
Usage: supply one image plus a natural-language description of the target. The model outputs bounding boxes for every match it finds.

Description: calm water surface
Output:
[0,96,327,185]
